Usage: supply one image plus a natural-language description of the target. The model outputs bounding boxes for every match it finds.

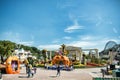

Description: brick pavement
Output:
[2,67,99,80]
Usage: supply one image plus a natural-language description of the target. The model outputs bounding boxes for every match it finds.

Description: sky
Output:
[0,0,120,52]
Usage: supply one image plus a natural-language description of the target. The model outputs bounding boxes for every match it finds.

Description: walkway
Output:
[2,67,105,80]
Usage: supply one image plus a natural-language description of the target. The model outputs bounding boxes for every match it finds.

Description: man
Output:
[56,65,61,76]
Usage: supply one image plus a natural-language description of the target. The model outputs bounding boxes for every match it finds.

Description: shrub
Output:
[73,64,85,68]
[73,61,80,65]
[36,64,44,68]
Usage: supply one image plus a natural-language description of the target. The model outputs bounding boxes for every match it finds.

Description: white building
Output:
[13,48,33,62]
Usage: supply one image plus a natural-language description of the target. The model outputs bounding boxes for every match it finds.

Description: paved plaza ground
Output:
[2,67,107,80]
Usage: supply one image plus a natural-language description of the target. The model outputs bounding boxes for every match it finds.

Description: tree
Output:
[42,49,47,62]
[0,40,15,63]
[0,40,41,63]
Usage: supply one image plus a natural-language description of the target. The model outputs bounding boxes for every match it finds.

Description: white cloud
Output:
[57,1,75,9]
[95,15,103,26]
[66,36,120,52]
[80,36,94,41]
[102,38,120,43]
[2,31,21,42]
[1,31,34,46]
[113,27,118,33]
[67,41,97,48]
[63,36,71,40]
[37,36,120,52]
[38,44,61,50]
[52,39,60,43]
[31,35,34,40]
[18,41,34,46]
[64,20,84,33]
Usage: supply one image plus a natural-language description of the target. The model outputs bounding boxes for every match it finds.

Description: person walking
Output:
[27,64,33,78]
[25,63,28,74]
[56,65,61,76]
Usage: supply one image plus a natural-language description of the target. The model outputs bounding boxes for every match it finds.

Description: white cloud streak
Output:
[38,44,61,50]
[2,31,21,42]
[63,36,71,40]
[80,36,94,41]
[64,20,84,33]
[113,27,118,33]
[52,39,60,43]
[67,36,120,51]
[43,35,120,52]
[18,41,34,46]
[38,35,120,52]
[1,31,34,46]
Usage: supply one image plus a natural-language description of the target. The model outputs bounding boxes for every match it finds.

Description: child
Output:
[31,68,34,77]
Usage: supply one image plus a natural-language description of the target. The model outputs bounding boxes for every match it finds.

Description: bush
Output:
[73,64,85,68]
[73,61,80,65]
[36,64,44,68]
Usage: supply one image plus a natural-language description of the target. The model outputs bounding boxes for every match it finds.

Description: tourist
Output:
[31,68,34,77]
[27,64,33,78]
[56,65,61,76]
[33,65,37,74]
[25,63,28,74]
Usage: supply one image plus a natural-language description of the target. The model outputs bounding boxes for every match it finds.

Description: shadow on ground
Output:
[49,75,57,78]
[18,75,28,78]
[19,73,26,75]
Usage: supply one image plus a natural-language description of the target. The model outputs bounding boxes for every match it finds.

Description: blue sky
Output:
[0,0,120,52]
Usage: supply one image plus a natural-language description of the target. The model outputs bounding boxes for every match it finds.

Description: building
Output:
[13,48,33,62]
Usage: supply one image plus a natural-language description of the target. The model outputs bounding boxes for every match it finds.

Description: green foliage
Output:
[73,61,80,65]
[73,64,85,68]
[0,40,41,62]
[0,40,15,57]
[99,59,107,65]
[36,64,44,68]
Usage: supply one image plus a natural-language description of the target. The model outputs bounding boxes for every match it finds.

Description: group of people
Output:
[26,63,60,77]
[25,63,37,78]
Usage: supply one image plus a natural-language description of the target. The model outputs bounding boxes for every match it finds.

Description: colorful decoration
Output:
[52,55,71,66]
[6,56,20,74]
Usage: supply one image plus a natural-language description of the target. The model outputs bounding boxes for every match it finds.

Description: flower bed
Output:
[73,64,86,68]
